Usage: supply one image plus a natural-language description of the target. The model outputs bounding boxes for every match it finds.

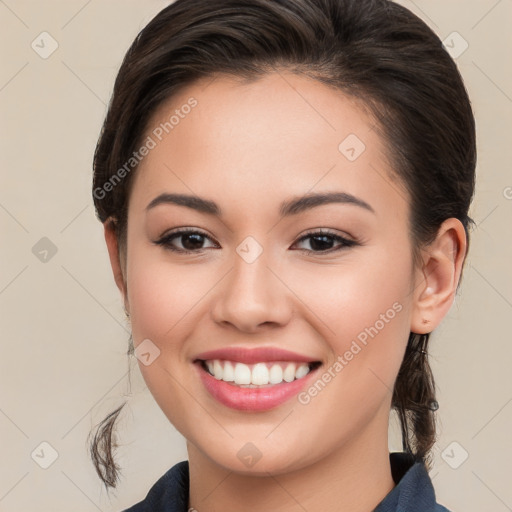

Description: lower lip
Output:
[195,362,319,411]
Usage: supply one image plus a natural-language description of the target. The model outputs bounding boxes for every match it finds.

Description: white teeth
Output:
[234,362,251,385]
[295,364,310,379]
[283,363,296,383]
[223,360,235,382]
[213,360,223,380]
[251,363,269,385]
[203,359,314,386]
[269,364,283,384]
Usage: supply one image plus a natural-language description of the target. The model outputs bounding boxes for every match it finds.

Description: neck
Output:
[187,414,395,512]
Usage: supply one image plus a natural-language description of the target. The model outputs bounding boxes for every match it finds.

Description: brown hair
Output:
[90,0,476,489]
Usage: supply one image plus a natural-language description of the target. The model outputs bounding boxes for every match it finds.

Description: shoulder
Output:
[121,460,189,512]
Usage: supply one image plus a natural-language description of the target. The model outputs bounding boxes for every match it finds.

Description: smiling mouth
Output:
[196,359,322,388]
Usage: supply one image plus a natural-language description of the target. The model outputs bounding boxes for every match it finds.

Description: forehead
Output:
[130,71,407,222]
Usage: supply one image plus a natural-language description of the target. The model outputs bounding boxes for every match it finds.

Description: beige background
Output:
[0,1,511,511]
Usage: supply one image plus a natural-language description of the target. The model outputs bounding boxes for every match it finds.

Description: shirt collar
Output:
[132,452,440,512]
[374,452,440,512]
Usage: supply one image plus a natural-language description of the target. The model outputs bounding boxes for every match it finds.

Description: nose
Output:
[210,248,293,333]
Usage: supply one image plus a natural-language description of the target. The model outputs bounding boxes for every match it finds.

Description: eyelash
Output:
[153,228,359,255]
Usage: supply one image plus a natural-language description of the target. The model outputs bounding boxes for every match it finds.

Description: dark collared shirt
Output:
[123,452,451,511]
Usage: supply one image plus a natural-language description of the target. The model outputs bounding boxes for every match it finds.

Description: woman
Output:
[90,0,476,510]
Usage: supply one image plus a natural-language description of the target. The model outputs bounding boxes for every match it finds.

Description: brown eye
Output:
[293,230,358,254]
[154,229,218,253]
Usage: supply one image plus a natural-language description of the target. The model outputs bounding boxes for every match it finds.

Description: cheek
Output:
[290,246,413,400]
[126,250,210,343]
[293,247,412,343]
[123,249,209,427]
[287,255,413,454]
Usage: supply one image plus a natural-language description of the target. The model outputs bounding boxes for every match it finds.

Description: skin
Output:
[104,71,466,512]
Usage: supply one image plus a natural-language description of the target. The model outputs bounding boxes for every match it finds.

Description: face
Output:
[117,71,422,474]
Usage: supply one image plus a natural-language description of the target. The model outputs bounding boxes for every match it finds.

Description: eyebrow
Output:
[145,191,375,217]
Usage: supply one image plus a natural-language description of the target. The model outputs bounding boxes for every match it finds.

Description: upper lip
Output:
[193,346,320,364]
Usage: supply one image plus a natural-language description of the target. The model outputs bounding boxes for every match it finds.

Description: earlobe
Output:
[411,218,467,334]
[103,218,129,313]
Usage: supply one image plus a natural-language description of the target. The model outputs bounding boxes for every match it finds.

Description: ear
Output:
[410,218,467,334]
[103,218,129,314]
